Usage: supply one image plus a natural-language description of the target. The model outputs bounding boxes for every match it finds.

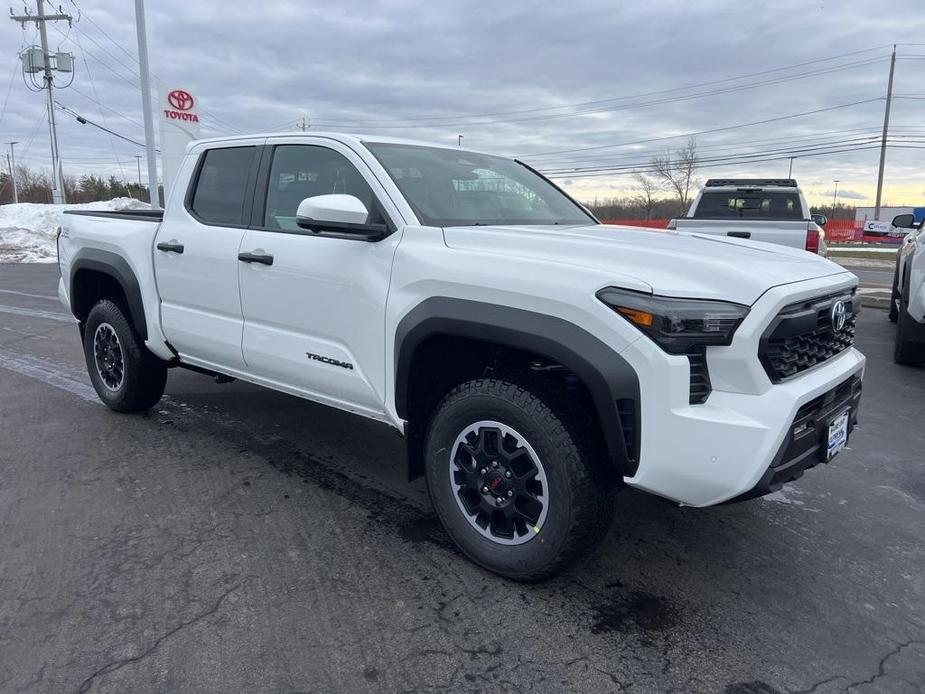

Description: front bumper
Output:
[728,372,861,502]
[620,274,865,507]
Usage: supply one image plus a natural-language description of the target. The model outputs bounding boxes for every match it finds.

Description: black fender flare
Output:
[394,297,640,476]
[70,248,148,340]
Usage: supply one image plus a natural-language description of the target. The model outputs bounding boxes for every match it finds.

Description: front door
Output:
[153,143,260,371]
[237,140,402,419]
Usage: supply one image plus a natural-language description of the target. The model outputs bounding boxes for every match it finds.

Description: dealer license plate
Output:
[826,410,850,460]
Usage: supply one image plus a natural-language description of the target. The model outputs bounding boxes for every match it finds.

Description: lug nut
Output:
[507,490,513,497]
[495,497,504,505]
[480,468,487,475]
[482,486,489,493]
[505,471,512,478]
[491,461,499,468]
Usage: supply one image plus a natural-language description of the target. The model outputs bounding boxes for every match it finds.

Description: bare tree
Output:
[651,137,699,215]
[631,172,660,221]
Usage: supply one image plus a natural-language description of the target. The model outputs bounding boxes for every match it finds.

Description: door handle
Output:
[156,241,185,253]
[238,251,274,266]
[726,231,751,239]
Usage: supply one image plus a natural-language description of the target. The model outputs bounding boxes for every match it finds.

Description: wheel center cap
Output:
[482,470,511,501]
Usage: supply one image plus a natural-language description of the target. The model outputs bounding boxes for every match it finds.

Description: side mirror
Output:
[891,213,915,229]
[811,214,827,227]
[296,194,387,240]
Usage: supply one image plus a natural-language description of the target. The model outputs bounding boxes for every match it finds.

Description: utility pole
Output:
[831,180,840,219]
[299,116,307,131]
[874,45,896,221]
[5,141,18,204]
[134,0,160,208]
[457,134,463,147]
[10,1,72,204]
[134,155,143,186]
[788,157,795,178]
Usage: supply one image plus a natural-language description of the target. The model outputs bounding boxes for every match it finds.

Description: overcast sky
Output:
[1,0,924,207]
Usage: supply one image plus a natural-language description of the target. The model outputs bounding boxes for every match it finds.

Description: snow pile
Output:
[0,198,150,263]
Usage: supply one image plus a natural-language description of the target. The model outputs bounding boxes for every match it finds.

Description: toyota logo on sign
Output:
[167,90,195,111]
[830,300,848,332]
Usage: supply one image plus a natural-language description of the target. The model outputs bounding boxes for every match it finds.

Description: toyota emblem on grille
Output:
[830,300,848,332]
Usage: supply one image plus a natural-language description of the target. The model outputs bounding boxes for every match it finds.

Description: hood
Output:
[442,224,853,305]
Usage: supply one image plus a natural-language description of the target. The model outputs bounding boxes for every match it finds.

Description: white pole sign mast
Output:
[134,0,161,208]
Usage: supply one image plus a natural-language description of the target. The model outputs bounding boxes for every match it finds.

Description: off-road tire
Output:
[83,299,168,412]
[424,378,615,582]
[894,298,925,366]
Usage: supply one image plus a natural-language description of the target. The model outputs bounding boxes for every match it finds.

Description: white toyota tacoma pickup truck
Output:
[57,133,865,580]
[669,178,828,255]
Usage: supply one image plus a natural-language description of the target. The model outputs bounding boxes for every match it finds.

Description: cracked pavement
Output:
[1,264,924,693]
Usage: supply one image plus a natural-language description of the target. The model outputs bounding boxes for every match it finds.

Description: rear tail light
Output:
[805,224,819,254]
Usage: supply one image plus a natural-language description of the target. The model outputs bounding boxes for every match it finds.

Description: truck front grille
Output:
[759,291,858,382]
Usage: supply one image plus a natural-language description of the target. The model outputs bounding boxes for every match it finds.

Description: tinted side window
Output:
[263,145,376,230]
[190,147,257,225]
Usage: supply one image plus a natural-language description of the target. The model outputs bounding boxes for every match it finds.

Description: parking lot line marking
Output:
[0,288,60,302]
[0,304,75,323]
[0,348,99,403]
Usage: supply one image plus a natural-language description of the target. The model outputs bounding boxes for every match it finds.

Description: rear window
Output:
[693,191,804,220]
[189,147,257,226]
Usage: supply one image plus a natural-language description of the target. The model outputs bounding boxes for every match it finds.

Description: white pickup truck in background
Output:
[669,179,828,256]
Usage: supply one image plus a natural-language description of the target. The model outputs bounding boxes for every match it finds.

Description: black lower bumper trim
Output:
[729,373,862,503]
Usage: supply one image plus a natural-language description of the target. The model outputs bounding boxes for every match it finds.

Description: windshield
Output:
[693,191,805,220]
[364,142,594,227]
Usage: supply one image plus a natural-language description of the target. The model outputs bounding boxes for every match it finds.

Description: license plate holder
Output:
[826,409,850,461]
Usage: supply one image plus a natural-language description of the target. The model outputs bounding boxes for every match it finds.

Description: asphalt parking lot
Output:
[1,263,924,694]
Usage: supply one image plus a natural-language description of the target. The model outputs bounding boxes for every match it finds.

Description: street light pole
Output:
[874,45,897,221]
[831,180,840,219]
[457,134,463,147]
[135,155,143,186]
[5,142,18,204]
[788,157,795,178]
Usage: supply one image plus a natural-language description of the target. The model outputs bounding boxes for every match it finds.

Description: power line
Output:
[518,97,885,158]
[542,142,925,179]
[525,126,918,168]
[539,136,924,176]
[58,1,246,136]
[68,26,127,179]
[308,46,894,127]
[55,101,153,150]
[313,57,890,129]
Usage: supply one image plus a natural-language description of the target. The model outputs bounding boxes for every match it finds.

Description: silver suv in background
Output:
[889,208,925,365]
[669,179,827,256]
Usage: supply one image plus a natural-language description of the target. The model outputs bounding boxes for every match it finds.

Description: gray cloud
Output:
[820,189,867,200]
[1,0,923,205]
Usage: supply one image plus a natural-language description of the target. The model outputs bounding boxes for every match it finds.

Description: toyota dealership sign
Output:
[164,89,199,122]
[159,87,201,199]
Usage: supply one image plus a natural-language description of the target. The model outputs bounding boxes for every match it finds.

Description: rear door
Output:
[236,138,405,419]
[153,141,261,370]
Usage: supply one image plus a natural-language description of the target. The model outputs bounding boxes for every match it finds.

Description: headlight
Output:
[597,287,749,354]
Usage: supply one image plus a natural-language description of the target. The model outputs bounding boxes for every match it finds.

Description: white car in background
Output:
[669,179,827,256]
[888,208,925,365]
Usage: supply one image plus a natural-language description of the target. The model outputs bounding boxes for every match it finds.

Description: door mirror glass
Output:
[811,213,827,227]
[297,194,369,226]
[891,213,915,229]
